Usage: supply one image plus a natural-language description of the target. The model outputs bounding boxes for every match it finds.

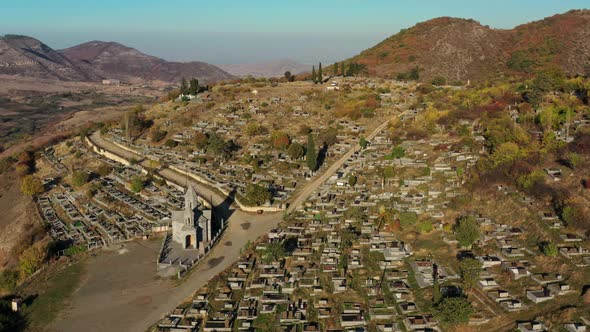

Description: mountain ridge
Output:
[340,9,590,82]
[0,35,234,84]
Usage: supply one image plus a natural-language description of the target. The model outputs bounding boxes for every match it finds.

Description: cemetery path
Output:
[286,119,390,213]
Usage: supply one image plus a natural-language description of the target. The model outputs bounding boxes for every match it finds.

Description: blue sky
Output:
[1,0,588,64]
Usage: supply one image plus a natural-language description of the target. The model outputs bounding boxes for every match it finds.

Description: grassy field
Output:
[22,260,85,330]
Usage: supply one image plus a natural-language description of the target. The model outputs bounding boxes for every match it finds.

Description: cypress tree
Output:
[333,62,338,76]
[433,274,441,303]
[180,77,188,95]
[318,62,323,84]
[341,62,346,77]
[311,66,316,84]
[306,133,317,172]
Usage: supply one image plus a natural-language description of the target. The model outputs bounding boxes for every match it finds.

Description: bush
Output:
[0,270,19,291]
[18,244,46,278]
[242,183,272,206]
[20,175,44,196]
[435,297,473,326]
[417,219,433,233]
[71,171,89,187]
[431,76,446,86]
[539,241,557,256]
[130,177,145,193]
[399,211,418,230]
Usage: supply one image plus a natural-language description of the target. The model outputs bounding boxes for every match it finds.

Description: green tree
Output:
[188,78,199,95]
[399,211,418,230]
[409,66,420,80]
[435,297,473,326]
[333,62,339,76]
[20,175,44,196]
[433,275,441,303]
[130,177,145,193]
[311,65,317,83]
[459,258,482,289]
[540,241,558,256]
[455,216,480,248]
[318,62,323,83]
[287,142,304,160]
[359,136,368,149]
[284,71,293,82]
[71,171,89,187]
[306,133,318,172]
[391,145,405,158]
[565,152,581,170]
[341,62,347,77]
[180,77,188,95]
[242,183,272,206]
[262,241,286,263]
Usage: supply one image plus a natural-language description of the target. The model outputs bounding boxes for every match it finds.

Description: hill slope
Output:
[344,10,590,82]
[0,35,98,81]
[60,41,234,83]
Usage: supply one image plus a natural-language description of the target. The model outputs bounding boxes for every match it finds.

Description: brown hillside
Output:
[343,10,590,82]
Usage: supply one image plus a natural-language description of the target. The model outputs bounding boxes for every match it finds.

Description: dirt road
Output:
[286,119,390,213]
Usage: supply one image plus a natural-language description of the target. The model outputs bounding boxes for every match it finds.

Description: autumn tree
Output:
[18,244,46,278]
[20,175,44,196]
[271,131,290,150]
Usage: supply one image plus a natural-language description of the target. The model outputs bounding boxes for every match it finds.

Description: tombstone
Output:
[11,297,22,312]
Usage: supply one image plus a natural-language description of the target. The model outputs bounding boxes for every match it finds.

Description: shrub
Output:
[399,211,418,230]
[71,171,89,187]
[539,241,557,256]
[435,297,473,326]
[20,175,44,196]
[242,183,272,206]
[130,177,145,193]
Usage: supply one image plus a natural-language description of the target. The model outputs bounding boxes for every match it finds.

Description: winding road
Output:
[51,121,390,332]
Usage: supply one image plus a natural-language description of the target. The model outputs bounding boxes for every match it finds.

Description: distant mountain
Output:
[339,9,590,82]
[60,41,234,84]
[218,60,309,78]
[0,35,99,81]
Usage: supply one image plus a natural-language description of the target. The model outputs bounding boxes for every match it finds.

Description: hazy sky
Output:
[1,0,588,64]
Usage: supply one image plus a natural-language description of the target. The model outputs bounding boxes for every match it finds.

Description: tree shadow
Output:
[212,188,237,234]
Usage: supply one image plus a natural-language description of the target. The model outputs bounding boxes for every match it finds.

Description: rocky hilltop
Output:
[343,10,590,82]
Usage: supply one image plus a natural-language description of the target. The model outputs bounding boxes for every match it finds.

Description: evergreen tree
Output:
[318,62,323,83]
[333,62,338,76]
[432,274,441,303]
[188,78,199,95]
[311,66,317,84]
[306,133,318,172]
[341,62,346,77]
[180,77,188,95]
